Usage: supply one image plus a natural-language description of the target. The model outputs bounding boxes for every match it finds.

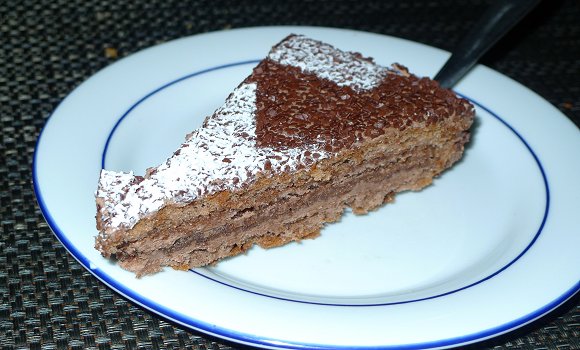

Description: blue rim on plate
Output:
[33,59,580,349]
[101,60,550,307]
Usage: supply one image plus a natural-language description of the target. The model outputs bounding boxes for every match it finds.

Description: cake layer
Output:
[98,116,469,275]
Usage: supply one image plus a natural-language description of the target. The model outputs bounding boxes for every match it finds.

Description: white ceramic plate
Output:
[33,26,580,349]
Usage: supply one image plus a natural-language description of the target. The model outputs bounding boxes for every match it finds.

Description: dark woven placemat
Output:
[1,0,578,349]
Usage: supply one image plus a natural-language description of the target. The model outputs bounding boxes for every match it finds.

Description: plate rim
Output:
[32,25,580,349]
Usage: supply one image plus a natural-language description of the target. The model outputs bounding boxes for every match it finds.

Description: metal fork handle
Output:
[434,0,541,89]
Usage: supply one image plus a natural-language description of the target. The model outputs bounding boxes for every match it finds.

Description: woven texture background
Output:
[1,0,579,349]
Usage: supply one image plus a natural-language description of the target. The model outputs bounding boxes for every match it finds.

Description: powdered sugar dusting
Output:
[96,83,329,231]
[268,35,388,91]
[96,35,394,234]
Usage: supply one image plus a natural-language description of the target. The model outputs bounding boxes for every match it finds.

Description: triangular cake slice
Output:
[96,35,474,276]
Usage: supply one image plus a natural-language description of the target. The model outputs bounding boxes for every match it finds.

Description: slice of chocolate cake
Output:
[95,35,474,276]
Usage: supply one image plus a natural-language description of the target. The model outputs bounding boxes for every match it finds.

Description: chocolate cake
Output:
[95,35,474,276]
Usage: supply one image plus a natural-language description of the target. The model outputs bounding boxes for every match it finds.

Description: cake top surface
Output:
[252,37,468,152]
[96,34,473,234]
